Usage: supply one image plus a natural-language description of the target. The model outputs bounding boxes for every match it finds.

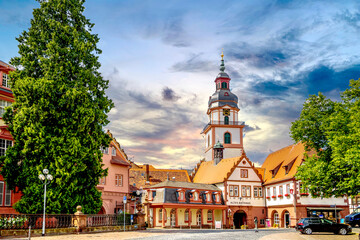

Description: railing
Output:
[202,121,245,132]
[86,214,132,227]
[0,214,74,229]
[0,213,133,229]
[209,120,245,125]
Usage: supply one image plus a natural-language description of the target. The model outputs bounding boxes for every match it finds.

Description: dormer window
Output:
[177,189,186,202]
[194,192,199,201]
[270,161,283,178]
[282,158,296,175]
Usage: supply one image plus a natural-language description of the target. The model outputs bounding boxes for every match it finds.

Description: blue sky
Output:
[1,0,360,169]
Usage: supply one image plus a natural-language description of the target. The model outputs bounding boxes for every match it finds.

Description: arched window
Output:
[274,212,279,226]
[224,133,231,144]
[221,82,227,89]
[224,116,229,125]
[159,209,163,221]
[196,210,202,226]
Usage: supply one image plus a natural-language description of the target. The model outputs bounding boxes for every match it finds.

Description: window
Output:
[260,219,265,225]
[207,210,213,222]
[99,177,106,185]
[193,192,199,201]
[2,73,10,88]
[286,184,290,195]
[0,139,12,156]
[267,187,270,197]
[112,147,116,156]
[240,169,248,178]
[224,132,231,143]
[0,100,12,118]
[101,147,109,154]
[234,186,239,197]
[273,187,276,197]
[241,186,251,197]
[224,116,229,125]
[0,181,11,206]
[216,193,220,202]
[229,185,239,197]
[115,174,123,187]
[254,187,262,197]
[180,191,184,201]
[229,185,233,197]
[279,186,283,195]
[258,187,263,197]
[185,209,189,222]
[221,82,227,89]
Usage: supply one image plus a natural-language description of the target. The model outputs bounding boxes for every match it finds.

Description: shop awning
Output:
[307,207,344,211]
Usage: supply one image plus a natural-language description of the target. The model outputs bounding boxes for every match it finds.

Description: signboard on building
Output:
[215,221,222,229]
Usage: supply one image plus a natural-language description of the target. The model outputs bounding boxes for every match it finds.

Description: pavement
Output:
[4,227,359,240]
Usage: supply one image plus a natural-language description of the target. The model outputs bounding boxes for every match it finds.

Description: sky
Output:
[1,0,360,169]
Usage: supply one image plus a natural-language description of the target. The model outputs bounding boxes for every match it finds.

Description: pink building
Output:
[97,130,132,214]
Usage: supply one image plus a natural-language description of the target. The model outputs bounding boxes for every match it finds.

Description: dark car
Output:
[296,217,352,235]
[345,207,360,227]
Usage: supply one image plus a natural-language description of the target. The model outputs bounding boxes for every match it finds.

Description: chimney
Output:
[145,164,150,184]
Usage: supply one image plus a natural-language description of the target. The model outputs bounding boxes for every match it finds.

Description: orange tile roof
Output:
[262,142,313,185]
[129,165,190,190]
[192,156,247,184]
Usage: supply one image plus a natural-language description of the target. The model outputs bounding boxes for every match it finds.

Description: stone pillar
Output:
[73,206,86,232]
[162,208,166,228]
[212,210,215,228]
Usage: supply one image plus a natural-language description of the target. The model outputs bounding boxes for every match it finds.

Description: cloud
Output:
[336,9,360,31]
[171,53,215,72]
[162,87,180,101]
[244,124,261,133]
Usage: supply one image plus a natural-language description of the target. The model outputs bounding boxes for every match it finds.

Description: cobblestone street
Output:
[7,227,360,240]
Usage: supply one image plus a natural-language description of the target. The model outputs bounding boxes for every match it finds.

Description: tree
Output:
[1,0,113,214]
[291,79,360,198]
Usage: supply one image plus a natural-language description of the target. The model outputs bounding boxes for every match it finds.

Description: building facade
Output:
[0,60,22,214]
[262,143,350,228]
[142,180,226,228]
[97,130,132,214]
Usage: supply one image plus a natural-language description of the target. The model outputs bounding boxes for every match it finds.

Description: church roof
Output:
[192,156,246,184]
[208,89,239,109]
[261,142,315,185]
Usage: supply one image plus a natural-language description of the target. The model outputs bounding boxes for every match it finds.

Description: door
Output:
[197,210,202,226]
[171,212,176,227]
[285,213,290,228]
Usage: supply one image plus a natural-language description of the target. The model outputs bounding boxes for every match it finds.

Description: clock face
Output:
[223,109,230,116]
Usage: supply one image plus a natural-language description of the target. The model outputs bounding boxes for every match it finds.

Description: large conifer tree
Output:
[1,0,113,214]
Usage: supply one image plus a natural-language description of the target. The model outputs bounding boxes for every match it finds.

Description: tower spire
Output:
[220,49,225,72]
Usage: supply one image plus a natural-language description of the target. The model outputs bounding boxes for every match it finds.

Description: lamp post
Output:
[123,195,127,232]
[39,169,53,236]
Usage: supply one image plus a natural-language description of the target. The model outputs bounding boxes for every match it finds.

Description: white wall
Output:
[215,127,240,144]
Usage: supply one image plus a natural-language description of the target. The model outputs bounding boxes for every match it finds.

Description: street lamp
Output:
[39,169,53,236]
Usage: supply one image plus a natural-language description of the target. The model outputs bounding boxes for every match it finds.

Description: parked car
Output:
[345,207,360,227]
[296,217,352,235]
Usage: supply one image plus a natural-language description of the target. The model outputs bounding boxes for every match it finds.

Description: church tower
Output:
[202,52,245,162]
